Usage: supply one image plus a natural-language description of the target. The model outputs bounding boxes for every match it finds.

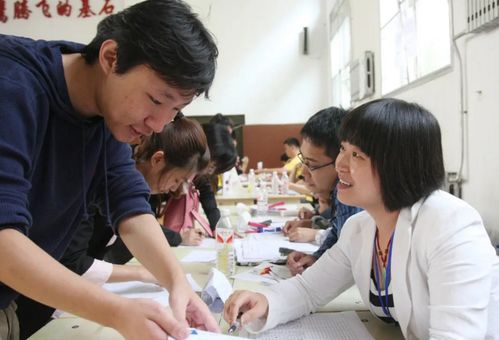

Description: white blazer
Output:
[251,191,499,339]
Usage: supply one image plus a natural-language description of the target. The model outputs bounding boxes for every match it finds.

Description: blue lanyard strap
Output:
[373,231,395,319]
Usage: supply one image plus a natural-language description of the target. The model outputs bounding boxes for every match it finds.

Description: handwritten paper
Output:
[234,233,318,264]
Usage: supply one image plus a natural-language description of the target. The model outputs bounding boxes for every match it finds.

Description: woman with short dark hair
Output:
[224,98,499,339]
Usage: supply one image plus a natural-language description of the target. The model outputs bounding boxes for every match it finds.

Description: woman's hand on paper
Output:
[224,290,269,327]
[181,228,205,246]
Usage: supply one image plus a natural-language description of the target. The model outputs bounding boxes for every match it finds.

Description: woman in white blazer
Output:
[224,98,499,339]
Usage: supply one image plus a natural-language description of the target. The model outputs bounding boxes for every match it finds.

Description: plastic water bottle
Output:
[247,169,256,194]
[271,171,280,194]
[256,182,268,215]
[280,171,289,194]
[215,208,235,277]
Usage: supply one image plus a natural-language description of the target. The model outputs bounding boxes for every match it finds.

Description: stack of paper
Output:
[234,233,318,264]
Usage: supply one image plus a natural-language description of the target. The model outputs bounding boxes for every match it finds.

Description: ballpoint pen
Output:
[228,313,242,334]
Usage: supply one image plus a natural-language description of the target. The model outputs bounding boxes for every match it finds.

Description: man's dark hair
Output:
[283,137,300,147]
[202,123,237,174]
[300,107,347,160]
[82,0,218,98]
[339,98,445,211]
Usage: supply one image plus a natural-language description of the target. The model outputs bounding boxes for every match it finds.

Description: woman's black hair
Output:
[82,0,218,98]
[339,98,445,211]
[202,123,237,174]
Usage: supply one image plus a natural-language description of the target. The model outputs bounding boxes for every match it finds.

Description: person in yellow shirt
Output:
[256,137,301,177]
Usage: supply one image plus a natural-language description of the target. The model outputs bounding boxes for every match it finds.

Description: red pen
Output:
[248,221,270,228]
[268,201,285,209]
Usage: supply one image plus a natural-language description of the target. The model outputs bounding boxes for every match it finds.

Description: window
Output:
[379,0,451,94]
[329,1,351,109]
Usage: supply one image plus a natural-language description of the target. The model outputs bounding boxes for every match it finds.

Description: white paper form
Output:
[234,233,318,263]
[101,274,202,305]
[102,281,169,306]
[181,250,217,263]
[242,312,373,340]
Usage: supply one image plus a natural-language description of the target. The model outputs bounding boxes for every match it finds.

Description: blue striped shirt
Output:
[313,187,362,258]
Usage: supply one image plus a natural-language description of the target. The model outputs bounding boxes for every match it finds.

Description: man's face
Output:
[284,144,295,158]
[100,65,195,143]
[300,138,338,195]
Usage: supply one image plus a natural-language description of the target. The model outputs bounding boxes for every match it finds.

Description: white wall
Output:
[333,0,499,242]
[183,0,329,124]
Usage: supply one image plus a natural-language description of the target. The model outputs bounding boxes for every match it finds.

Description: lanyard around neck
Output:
[373,230,395,318]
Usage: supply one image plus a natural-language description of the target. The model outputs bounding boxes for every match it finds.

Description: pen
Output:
[247,220,272,228]
[248,221,268,228]
[268,201,285,209]
[254,226,282,233]
[228,313,242,334]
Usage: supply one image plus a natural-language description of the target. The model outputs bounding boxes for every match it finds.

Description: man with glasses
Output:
[283,108,362,276]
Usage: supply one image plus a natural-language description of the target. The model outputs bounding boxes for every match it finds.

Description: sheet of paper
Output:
[241,312,373,340]
[101,274,202,304]
[199,237,218,248]
[232,262,292,284]
[168,328,250,339]
[234,233,318,263]
[201,268,234,313]
[102,281,169,306]
[181,250,217,263]
[178,237,218,249]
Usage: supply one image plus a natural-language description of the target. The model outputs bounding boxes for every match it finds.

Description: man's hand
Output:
[298,207,315,220]
[168,283,220,332]
[288,228,317,243]
[283,219,312,235]
[286,251,317,276]
[113,298,190,340]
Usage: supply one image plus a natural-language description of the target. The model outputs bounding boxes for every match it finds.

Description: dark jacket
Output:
[0,35,152,309]
[194,175,220,230]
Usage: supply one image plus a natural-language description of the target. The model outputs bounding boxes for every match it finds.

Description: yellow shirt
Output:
[284,155,301,177]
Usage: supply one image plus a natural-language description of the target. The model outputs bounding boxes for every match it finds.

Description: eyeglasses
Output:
[297,152,334,172]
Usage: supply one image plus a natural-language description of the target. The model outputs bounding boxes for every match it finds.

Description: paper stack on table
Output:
[234,233,318,264]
